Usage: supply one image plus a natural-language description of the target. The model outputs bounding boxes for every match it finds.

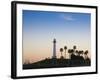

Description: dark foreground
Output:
[23,58,90,69]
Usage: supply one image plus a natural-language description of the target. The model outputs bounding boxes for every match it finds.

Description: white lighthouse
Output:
[52,38,56,59]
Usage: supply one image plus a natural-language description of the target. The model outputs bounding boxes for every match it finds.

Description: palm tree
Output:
[68,49,71,59]
[84,50,88,59]
[73,45,76,54]
[78,50,84,56]
[78,50,83,56]
[60,48,63,57]
[64,46,67,59]
[73,45,76,50]
[75,50,79,55]
[81,50,84,56]
[71,49,74,54]
[68,49,74,59]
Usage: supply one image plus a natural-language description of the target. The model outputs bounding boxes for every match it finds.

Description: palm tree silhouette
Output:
[71,49,74,54]
[68,49,71,59]
[68,49,74,59]
[78,50,82,56]
[73,45,76,55]
[60,48,63,58]
[81,50,84,56]
[73,45,76,50]
[75,50,79,55]
[84,50,88,59]
[64,46,67,59]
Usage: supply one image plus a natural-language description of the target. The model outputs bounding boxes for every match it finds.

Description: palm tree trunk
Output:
[65,50,66,59]
[61,52,62,57]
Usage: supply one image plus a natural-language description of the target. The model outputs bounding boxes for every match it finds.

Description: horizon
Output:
[22,10,91,64]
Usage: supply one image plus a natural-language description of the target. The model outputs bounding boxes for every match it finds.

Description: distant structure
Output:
[52,38,57,59]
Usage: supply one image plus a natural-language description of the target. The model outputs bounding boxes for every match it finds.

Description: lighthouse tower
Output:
[52,38,56,59]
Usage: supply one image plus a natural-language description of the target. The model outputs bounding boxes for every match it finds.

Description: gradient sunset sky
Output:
[22,10,91,63]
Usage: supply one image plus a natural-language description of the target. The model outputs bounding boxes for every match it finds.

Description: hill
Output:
[23,57,90,69]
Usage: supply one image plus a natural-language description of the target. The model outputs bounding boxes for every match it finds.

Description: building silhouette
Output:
[52,38,57,59]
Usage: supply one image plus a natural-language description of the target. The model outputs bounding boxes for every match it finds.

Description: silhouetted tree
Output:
[71,49,74,54]
[73,45,76,50]
[75,50,79,55]
[68,49,71,59]
[81,50,84,56]
[68,49,74,54]
[70,49,75,59]
[64,46,67,59]
[78,50,82,56]
[73,45,76,55]
[68,49,74,59]
[84,50,89,59]
[60,48,63,58]
[79,50,84,56]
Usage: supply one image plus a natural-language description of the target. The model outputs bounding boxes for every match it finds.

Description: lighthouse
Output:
[52,38,56,59]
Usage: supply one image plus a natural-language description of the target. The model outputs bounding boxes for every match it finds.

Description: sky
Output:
[22,10,91,64]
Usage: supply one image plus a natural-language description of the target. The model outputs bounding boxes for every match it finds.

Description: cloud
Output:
[60,14,75,21]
